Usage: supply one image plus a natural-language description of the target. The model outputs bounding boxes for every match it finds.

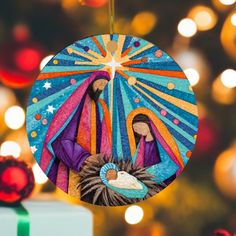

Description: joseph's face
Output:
[92,79,108,92]
[133,122,150,136]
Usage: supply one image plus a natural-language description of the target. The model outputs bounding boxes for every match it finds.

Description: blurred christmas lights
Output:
[150,222,166,236]
[214,143,236,199]
[0,1,235,235]
[12,24,30,42]
[33,163,48,184]
[0,141,21,158]
[62,0,78,11]
[131,11,157,36]
[94,8,109,26]
[221,10,236,61]
[195,117,220,154]
[15,48,41,72]
[79,0,108,8]
[173,49,210,93]
[177,18,197,37]
[0,86,16,113]
[220,69,236,88]
[184,68,200,86]
[125,205,144,225]
[40,55,54,71]
[4,106,25,130]
[219,0,236,5]
[114,18,131,35]
[231,13,236,26]
[212,69,236,104]
[188,5,217,31]
[6,129,33,163]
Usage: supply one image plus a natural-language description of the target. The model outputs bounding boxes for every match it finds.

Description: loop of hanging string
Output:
[109,0,115,34]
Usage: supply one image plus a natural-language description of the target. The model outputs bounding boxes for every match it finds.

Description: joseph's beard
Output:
[91,89,103,102]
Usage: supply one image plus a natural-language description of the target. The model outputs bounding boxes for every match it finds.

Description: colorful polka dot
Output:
[134,41,140,47]
[35,114,41,120]
[155,50,163,58]
[160,109,167,116]
[83,46,90,52]
[31,131,37,138]
[70,79,76,85]
[107,41,118,53]
[53,60,58,65]
[167,82,175,90]
[173,118,180,125]
[186,151,192,158]
[32,97,38,103]
[141,57,148,63]
[42,119,48,125]
[134,97,140,103]
[128,77,137,85]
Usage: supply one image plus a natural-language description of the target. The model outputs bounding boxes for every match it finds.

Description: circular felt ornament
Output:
[26,34,198,206]
[0,156,35,205]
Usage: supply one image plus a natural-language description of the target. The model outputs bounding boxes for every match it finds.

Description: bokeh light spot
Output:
[178,18,197,37]
[125,205,144,225]
[4,106,25,130]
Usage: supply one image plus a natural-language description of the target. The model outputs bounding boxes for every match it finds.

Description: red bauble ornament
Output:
[195,117,220,155]
[0,156,35,204]
[214,229,231,236]
[0,40,45,89]
[79,0,108,8]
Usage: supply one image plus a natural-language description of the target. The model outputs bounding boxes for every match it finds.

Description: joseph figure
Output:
[40,71,112,193]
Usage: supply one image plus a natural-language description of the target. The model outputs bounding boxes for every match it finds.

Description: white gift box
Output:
[0,201,93,236]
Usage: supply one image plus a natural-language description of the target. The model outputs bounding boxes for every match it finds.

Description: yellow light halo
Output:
[214,143,236,199]
[131,11,157,36]
[221,10,236,61]
[114,18,131,35]
[62,0,78,11]
[212,75,236,105]
[188,5,218,31]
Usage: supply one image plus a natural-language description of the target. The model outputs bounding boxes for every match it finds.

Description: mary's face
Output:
[132,122,150,136]
[92,78,108,92]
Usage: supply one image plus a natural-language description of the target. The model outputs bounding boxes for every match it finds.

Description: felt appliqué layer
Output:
[26,34,198,206]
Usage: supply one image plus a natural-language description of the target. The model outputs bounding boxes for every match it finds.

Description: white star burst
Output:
[46,105,56,114]
[104,57,121,79]
[43,81,52,90]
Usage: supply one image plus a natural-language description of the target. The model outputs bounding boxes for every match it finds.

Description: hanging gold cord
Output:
[109,0,115,34]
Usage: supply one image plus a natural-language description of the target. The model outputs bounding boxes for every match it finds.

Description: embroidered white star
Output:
[46,105,56,114]
[43,82,52,90]
[31,146,38,154]
[104,57,121,80]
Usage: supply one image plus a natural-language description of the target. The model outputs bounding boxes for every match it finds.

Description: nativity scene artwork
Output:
[27,34,198,206]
